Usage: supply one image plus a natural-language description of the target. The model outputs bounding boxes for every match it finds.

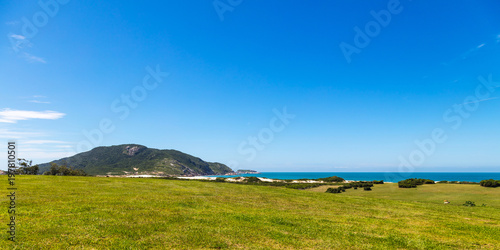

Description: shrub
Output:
[245,177,262,183]
[423,179,435,184]
[480,179,500,187]
[362,182,373,187]
[363,187,372,191]
[215,177,226,182]
[347,181,374,188]
[398,178,434,188]
[373,180,384,184]
[463,201,476,207]
[317,176,345,183]
[325,187,343,193]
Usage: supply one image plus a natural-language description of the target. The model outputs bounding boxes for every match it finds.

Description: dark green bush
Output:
[373,180,384,184]
[215,177,226,182]
[363,186,372,191]
[317,176,345,183]
[325,187,342,193]
[424,179,435,184]
[245,177,262,183]
[463,201,476,207]
[398,178,434,188]
[346,181,374,188]
[480,179,500,187]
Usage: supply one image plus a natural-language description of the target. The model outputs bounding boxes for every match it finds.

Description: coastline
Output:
[116,172,500,183]
[207,172,500,183]
[178,176,348,183]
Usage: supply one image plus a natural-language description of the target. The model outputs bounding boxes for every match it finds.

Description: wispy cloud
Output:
[8,33,32,50]
[0,109,65,123]
[0,129,45,139]
[8,34,45,63]
[460,43,487,60]
[29,95,50,104]
[29,100,51,104]
[10,34,25,40]
[23,52,46,64]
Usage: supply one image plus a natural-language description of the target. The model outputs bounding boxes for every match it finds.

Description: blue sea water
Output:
[211,172,500,182]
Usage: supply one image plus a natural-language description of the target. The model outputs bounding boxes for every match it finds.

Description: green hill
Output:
[38,144,233,176]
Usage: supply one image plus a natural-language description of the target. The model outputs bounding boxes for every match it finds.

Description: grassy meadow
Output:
[2,176,500,249]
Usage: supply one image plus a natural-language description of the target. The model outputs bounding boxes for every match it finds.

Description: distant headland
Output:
[235,169,261,174]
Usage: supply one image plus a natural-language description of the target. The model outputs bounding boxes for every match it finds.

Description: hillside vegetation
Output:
[37,144,233,176]
[2,176,499,249]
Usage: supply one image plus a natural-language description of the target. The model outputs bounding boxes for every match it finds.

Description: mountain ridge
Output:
[38,144,233,176]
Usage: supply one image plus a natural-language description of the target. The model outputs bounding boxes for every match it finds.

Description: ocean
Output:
[211,172,500,182]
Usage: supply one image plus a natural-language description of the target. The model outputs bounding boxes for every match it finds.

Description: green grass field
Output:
[309,183,500,208]
[2,176,499,249]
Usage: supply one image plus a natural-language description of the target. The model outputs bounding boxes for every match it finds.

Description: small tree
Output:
[49,163,60,175]
[17,158,39,175]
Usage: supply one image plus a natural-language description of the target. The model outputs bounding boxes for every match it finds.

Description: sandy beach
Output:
[177,176,347,183]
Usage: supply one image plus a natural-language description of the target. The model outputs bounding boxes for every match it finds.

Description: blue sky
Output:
[1,0,500,172]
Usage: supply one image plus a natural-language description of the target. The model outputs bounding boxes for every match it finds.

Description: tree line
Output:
[6,159,87,176]
[43,163,87,176]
